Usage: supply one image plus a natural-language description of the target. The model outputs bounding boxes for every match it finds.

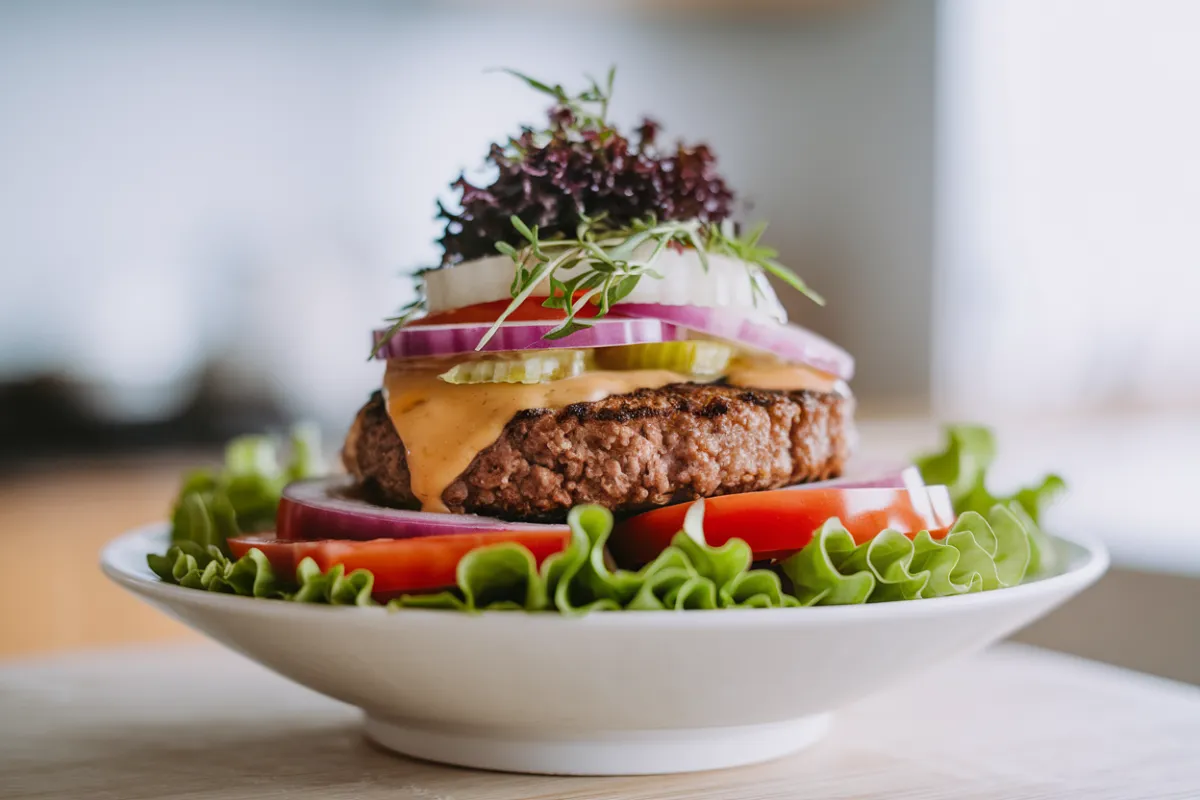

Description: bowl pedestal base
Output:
[363,713,832,776]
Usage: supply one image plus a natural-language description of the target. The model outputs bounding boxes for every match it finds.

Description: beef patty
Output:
[344,383,853,521]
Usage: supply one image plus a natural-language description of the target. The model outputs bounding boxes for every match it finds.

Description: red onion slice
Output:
[610,303,855,380]
[785,466,952,527]
[785,464,924,491]
[373,317,684,360]
[278,476,569,541]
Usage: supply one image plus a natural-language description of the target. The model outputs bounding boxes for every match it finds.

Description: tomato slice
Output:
[227,529,571,595]
[609,486,957,568]
[409,297,600,326]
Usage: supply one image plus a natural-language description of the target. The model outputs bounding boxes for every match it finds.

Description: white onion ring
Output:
[785,464,925,492]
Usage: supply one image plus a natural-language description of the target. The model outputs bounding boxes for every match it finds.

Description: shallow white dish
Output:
[102,524,1107,776]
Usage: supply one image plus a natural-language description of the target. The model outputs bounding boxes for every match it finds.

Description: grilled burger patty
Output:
[344,383,852,520]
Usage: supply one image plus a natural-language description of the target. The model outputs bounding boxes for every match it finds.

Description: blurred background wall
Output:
[936,0,1200,418]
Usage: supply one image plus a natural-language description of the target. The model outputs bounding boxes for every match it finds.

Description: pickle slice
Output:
[438,350,587,384]
[593,341,733,377]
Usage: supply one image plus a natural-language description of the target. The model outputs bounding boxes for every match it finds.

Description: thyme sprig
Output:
[370,283,427,359]
[708,222,824,307]
[494,66,616,132]
[474,215,823,351]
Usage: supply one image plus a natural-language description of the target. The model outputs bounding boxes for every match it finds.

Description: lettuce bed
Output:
[150,500,1049,612]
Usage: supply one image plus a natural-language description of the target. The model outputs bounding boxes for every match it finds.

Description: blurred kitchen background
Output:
[1,0,1197,675]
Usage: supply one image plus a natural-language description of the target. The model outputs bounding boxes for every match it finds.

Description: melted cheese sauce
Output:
[382,359,852,513]
[383,363,691,512]
[724,362,845,394]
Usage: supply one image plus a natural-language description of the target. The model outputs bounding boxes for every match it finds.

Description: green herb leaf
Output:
[491,68,562,101]
[370,296,427,360]
[759,259,825,306]
[543,319,593,340]
[510,214,536,243]
[478,215,744,348]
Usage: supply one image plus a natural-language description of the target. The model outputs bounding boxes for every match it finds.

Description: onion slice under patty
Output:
[277,476,569,541]
[280,467,931,544]
[787,464,926,492]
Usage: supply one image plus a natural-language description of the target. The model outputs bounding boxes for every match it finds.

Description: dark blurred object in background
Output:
[0,372,282,467]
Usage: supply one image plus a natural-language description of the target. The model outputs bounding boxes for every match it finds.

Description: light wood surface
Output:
[0,455,207,656]
[3,642,1198,799]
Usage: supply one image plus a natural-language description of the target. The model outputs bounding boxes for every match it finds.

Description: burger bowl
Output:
[102,522,1106,776]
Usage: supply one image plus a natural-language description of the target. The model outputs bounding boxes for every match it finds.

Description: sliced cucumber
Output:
[438,350,588,384]
[593,341,733,377]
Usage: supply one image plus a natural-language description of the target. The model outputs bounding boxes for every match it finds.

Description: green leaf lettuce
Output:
[148,542,376,607]
[915,424,1065,574]
[780,505,1031,605]
[169,426,322,553]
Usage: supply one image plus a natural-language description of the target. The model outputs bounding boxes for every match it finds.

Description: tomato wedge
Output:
[609,486,957,568]
[409,297,599,326]
[227,529,571,595]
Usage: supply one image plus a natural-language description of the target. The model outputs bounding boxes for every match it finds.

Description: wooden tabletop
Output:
[2,642,1198,799]
[0,454,205,657]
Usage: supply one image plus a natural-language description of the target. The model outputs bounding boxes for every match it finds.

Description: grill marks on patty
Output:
[344,383,852,521]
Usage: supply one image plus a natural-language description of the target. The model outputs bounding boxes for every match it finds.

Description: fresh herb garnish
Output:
[477,213,699,348]
[371,294,427,360]
[708,221,824,307]
[491,66,617,131]
[378,67,824,355]
[479,213,824,349]
[437,67,733,266]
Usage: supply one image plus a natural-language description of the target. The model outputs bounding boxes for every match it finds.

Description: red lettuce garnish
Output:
[436,70,734,266]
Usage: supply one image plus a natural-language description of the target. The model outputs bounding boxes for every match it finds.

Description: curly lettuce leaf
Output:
[168,426,322,553]
[291,559,376,605]
[388,501,795,613]
[780,504,1032,605]
[915,424,1064,573]
[148,543,375,606]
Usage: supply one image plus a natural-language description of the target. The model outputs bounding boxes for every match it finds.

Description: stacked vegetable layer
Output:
[149,426,1063,610]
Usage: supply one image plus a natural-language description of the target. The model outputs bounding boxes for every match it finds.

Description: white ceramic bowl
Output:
[102,524,1107,776]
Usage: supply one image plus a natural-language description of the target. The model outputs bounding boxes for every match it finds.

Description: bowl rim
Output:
[101,521,1109,628]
